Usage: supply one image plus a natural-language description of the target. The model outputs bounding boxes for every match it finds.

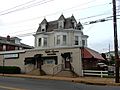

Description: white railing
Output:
[83,70,108,78]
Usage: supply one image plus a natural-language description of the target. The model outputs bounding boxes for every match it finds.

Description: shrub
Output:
[0,66,21,74]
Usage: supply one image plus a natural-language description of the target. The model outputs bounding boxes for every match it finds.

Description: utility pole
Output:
[108,44,111,66]
[113,0,119,83]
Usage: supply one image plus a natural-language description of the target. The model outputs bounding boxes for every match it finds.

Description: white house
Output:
[34,14,88,49]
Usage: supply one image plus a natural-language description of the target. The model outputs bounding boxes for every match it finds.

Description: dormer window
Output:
[74,22,77,29]
[58,14,65,29]
[72,21,77,29]
[41,24,46,32]
[58,21,64,29]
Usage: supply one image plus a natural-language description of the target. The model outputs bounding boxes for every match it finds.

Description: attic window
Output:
[42,29,45,32]
[41,24,46,32]
[58,21,64,29]
[72,22,76,29]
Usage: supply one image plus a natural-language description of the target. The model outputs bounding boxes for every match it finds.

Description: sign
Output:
[45,50,59,55]
[4,53,19,59]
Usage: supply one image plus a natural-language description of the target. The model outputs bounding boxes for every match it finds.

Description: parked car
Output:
[97,63,108,70]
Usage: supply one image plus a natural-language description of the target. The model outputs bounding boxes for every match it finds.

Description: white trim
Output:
[0,50,26,55]
[29,46,82,52]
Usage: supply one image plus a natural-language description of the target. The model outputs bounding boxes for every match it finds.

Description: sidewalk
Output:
[0,74,120,86]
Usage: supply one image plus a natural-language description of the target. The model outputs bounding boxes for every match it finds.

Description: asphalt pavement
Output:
[0,76,120,90]
[0,74,120,86]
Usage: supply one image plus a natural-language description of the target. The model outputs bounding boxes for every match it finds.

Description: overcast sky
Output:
[0,0,120,53]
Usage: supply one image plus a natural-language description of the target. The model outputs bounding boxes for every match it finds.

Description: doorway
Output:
[61,52,71,69]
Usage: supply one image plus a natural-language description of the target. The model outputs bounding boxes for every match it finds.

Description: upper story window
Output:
[15,47,19,50]
[3,45,6,51]
[75,36,79,45]
[38,38,42,46]
[19,47,22,50]
[58,21,64,29]
[82,40,85,46]
[63,35,67,45]
[43,37,47,47]
[57,35,61,45]
[38,37,48,47]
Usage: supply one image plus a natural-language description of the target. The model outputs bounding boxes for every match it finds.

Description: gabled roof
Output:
[77,22,83,30]
[40,18,47,24]
[58,14,65,21]
[0,36,33,49]
[81,47,104,60]
[71,15,77,22]
[37,15,83,32]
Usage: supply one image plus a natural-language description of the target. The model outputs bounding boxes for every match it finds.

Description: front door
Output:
[65,58,70,68]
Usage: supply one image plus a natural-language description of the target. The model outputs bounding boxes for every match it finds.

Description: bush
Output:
[0,66,21,74]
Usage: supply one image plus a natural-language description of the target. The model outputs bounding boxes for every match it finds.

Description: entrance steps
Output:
[54,70,77,77]
[27,69,46,76]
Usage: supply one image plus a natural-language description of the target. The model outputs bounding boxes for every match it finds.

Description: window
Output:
[42,29,45,32]
[74,22,77,29]
[19,47,22,50]
[57,35,61,45]
[38,38,41,46]
[58,21,64,29]
[47,60,54,64]
[43,37,47,47]
[63,35,67,45]
[75,36,79,45]
[41,24,46,32]
[82,40,85,46]
[3,45,6,51]
[15,47,19,50]
[44,59,54,64]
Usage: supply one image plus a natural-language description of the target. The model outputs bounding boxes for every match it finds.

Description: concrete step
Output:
[55,70,76,77]
[27,69,45,76]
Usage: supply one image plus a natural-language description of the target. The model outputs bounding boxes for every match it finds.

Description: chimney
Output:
[7,35,10,41]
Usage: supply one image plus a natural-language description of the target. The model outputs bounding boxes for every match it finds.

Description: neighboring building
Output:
[0,35,33,51]
[81,48,105,69]
[105,51,120,60]
[103,51,120,65]
[34,14,88,49]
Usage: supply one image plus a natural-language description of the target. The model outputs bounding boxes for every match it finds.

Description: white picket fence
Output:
[82,70,108,77]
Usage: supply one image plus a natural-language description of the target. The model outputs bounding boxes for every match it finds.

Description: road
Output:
[0,76,119,90]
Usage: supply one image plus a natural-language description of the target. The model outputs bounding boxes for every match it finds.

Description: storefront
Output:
[0,47,83,76]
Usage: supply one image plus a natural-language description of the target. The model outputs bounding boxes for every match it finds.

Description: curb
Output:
[0,74,120,86]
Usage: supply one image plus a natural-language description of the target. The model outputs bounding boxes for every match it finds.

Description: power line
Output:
[0,0,95,16]
[0,0,54,16]
[0,0,38,14]
[1,2,112,26]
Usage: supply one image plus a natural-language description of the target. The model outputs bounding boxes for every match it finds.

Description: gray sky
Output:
[0,0,120,53]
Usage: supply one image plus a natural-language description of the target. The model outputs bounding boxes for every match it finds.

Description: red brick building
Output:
[0,35,33,51]
[81,47,105,70]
